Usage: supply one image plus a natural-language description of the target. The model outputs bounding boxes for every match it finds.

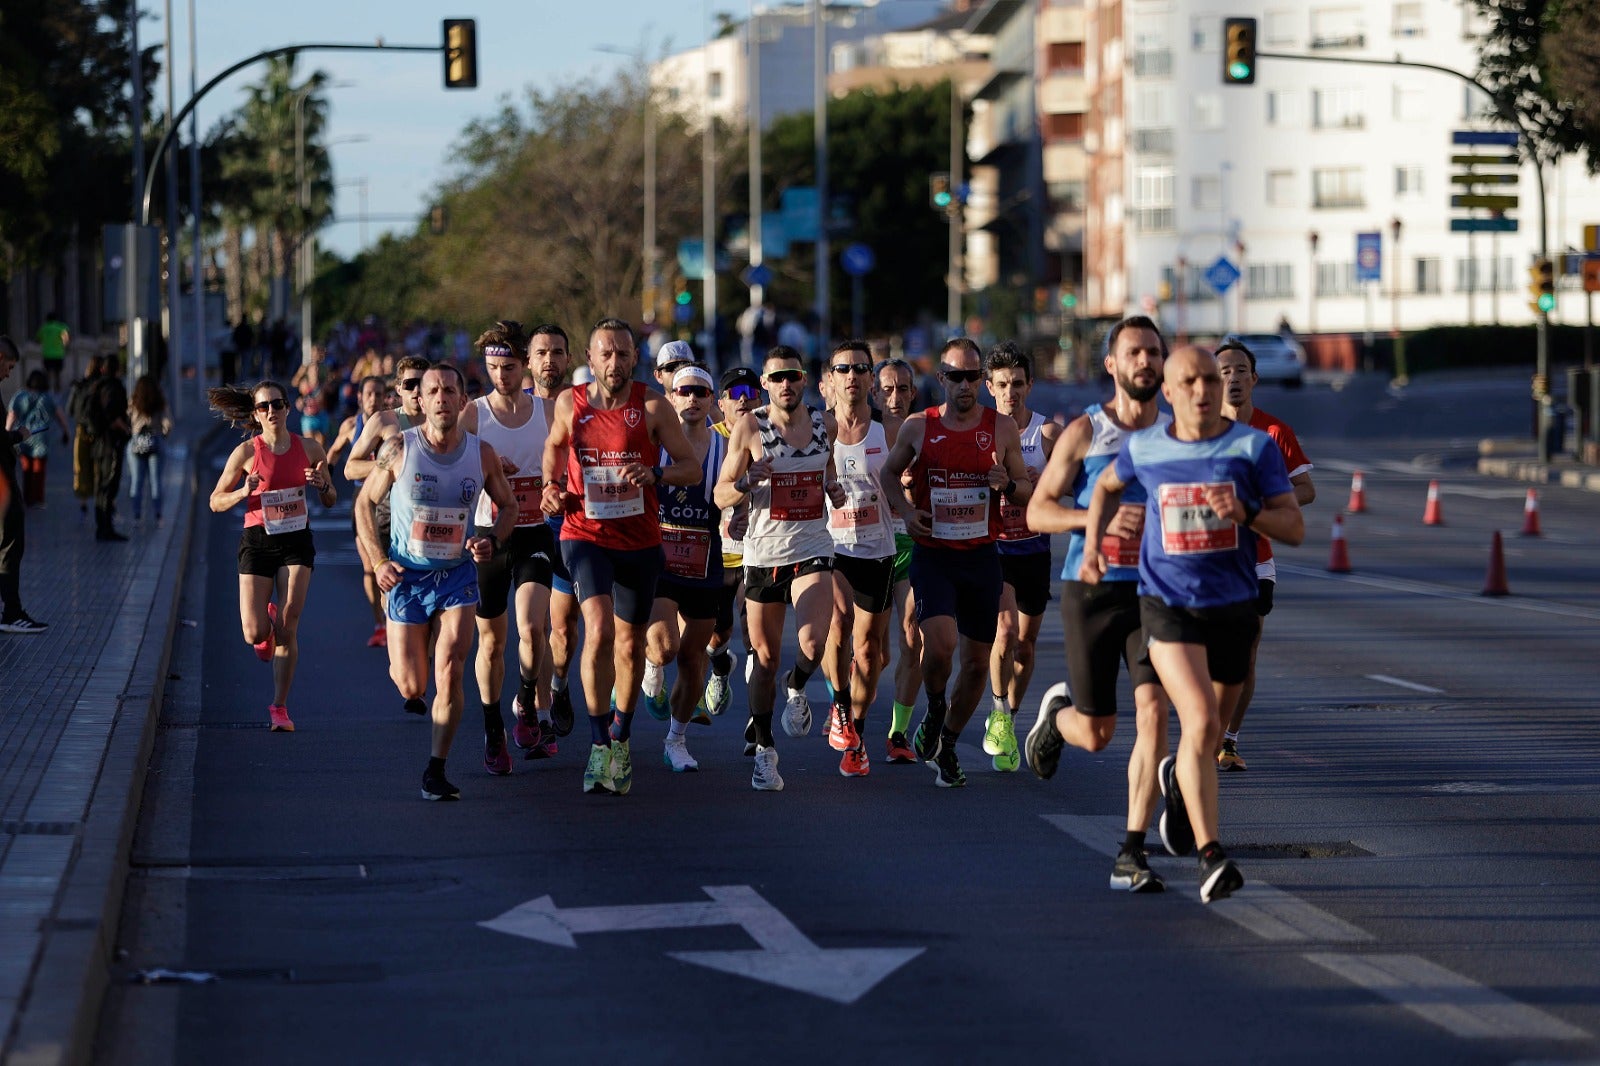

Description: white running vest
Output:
[743,406,835,567]
[471,395,549,528]
[827,419,895,560]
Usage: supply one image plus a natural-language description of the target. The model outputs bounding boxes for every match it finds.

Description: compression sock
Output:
[482,700,503,736]
[890,701,914,735]
[752,713,776,748]
[610,708,635,742]
[589,715,612,747]
[785,654,818,691]
[517,674,539,714]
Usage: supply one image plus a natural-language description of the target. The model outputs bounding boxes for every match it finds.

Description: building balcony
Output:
[1312,194,1366,210]
[1131,49,1172,77]
[1130,127,1175,155]
[1310,33,1367,49]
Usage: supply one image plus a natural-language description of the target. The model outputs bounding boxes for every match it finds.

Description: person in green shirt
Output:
[36,311,70,394]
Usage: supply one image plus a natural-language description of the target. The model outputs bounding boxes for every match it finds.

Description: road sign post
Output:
[841,243,875,339]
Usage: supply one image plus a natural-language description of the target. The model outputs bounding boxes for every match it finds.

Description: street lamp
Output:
[1391,215,1407,385]
[1307,229,1319,338]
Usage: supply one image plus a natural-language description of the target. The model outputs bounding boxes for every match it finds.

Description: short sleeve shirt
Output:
[1248,407,1311,575]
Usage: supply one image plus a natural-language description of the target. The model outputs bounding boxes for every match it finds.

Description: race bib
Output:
[507,474,544,528]
[1159,482,1238,555]
[829,484,884,533]
[1100,507,1144,567]
[259,486,308,535]
[930,486,990,541]
[998,466,1037,540]
[661,524,712,581]
[407,504,469,562]
[771,470,824,522]
[581,464,645,520]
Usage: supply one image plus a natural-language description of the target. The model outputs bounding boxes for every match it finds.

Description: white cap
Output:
[654,339,696,369]
[572,365,594,386]
[671,364,715,391]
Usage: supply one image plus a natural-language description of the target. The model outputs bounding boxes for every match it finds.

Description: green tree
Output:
[1467,0,1593,169]
[1544,1,1600,150]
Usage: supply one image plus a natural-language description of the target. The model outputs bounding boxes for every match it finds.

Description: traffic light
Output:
[929,172,953,212]
[1529,257,1555,314]
[675,288,692,306]
[1223,17,1257,85]
[443,19,478,89]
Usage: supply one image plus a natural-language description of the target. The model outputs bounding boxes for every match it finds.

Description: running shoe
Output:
[1217,738,1248,772]
[1110,849,1165,893]
[510,696,538,751]
[1199,849,1245,903]
[643,687,670,722]
[984,708,1019,771]
[268,704,294,732]
[839,746,870,778]
[484,731,512,776]
[254,603,278,662]
[826,701,859,752]
[609,738,633,795]
[420,765,461,802]
[1158,755,1196,857]
[525,722,559,760]
[1025,683,1069,781]
[702,649,736,716]
[781,685,812,738]
[689,703,712,726]
[885,732,917,764]
[404,697,428,717]
[550,685,575,737]
[662,734,699,773]
[0,613,48,634]
[366,624,386,648]
[912,714,941,761]
[930,737,965,788]
[583,743,615,795]
[743,716,758,757]
[751,745,784,791]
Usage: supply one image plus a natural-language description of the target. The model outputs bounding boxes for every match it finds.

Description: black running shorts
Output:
[910,543,1002,644]
[238,526,315,577]
[833,553,897,614]
[715,570,742,632]
[1061,580,1158,718]
[744,556,834,605]
[1000,551,1053,617]
[561,539,663,627]
[474,524,556,619]
[657,577,720,622]
[1256,577,1276,617]
[1139,596,1260,687]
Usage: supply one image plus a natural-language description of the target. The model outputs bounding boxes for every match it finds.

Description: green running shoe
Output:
[583,743,616,795]
[610,738,633,795]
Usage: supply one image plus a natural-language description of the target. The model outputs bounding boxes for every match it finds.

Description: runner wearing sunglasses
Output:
[703,366,760,720]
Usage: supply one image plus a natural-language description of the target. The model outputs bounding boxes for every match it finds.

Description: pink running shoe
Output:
[366,624,386,648]
[268,703,295,732]
[511,696,538,751]
[254,603,279,662]
[484,731,512,775]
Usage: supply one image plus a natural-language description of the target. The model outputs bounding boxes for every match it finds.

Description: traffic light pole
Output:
[1255,47,1553,460]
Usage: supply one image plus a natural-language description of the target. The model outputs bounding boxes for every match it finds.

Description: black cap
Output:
[720,365,761,392]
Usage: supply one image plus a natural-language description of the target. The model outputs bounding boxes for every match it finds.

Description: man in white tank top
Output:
[822,340,901,778]
[459,322,558,777]
[714,346,848,792]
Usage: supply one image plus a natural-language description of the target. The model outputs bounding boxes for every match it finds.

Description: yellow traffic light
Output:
[1223,17,1257,85]
[1529,257,1555,314]
[444,19,478,90]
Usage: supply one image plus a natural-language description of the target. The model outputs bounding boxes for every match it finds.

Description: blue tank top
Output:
[388,427,481,571]
[1061,404,1169,584]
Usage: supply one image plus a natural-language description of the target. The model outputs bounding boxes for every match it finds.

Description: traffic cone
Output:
[1482,531,1510,596]
[1422,480,1444,525]
[1347,470,1367,514]
[1327,515,1352,573]
[1520,488,1541,536]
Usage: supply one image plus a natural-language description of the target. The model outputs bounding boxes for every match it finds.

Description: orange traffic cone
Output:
[1327,515,1352,573]
[1423,480,1444,525]
[1520,488,1541,536]
[1482,531,1510,596]
[1347,471,1367,513]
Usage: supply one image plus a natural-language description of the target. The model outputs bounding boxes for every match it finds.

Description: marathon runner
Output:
[1082,344,1303,901]
[208,380,339,733]
[982,343,1061,772]
[714,345,848,792]
[541,318,699,797]
[527,325,577,756]
[703,366,759,718]
[356,363,518,800]
[879,338,1033,787]
[822,340,900,778]
[325,374,389,647]
[1023,315,1173,892]
[873,357,922,764]
[651,339,697,391]
[1216,339,1315,771]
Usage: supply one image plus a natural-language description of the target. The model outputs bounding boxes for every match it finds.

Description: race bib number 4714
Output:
[1158,482,1238,555]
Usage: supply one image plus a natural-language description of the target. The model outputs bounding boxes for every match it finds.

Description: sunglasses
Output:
[831,362,871,375]
[673,385,712,398]
[765,369,805,384]
[940,366,983,383]
[398,378,423,391]
[253,398,288,412]
[725,384,760,401]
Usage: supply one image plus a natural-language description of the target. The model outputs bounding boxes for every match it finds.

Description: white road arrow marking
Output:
[480,884,923,1005]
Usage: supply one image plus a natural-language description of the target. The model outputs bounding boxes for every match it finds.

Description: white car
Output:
[1222,333,1304,388]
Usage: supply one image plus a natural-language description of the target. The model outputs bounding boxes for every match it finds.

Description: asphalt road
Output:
[95,370,1600,1065]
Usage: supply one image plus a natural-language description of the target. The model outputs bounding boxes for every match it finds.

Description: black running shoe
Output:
[1110,849,1165,893]
[420,766,461,801]
[1158,755,1195,857]
[912,713,943,761]
[0,613,48,634]
[550,686,575,737]
[930,738,965,788]
[404,697,428,716]
[1025,682,1069,781]
[1199,849,1244,903]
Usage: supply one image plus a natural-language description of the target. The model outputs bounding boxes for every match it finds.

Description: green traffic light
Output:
[934,191,952,208]
[1228,61,1251,81]
[1538,293,1556,312]
[675,291,692,306]
[1060,293,1077,309]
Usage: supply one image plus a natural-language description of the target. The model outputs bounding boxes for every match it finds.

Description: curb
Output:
[1476,456,1600,493]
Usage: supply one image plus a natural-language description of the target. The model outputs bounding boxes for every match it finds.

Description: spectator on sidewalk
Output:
[127,374,172,528]
[36,311,71,394]
[67,356,105,523]
[87,354,131,542]
[7,369,70,507]
[0,335,48,633]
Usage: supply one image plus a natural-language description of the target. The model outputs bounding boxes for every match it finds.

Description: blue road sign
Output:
[780,187,818,243]
[1452,130,1520,146]
[1449,218,1518,234]
[841,243,876,277]
[1355,232,1383,282]
[1204,256,1240,295]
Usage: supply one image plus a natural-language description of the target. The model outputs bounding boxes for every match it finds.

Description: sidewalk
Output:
[1476,438,1600,493]
[1,404,214,1066]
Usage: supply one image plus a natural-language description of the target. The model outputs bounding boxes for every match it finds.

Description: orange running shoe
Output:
[839,746,870,777]
[366,624,387,648]
[885,732,917,763]
[268,703,295,732]
[254,603,279,662]
[826,702,860,752]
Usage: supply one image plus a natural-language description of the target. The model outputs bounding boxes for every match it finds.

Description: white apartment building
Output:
[1090,0,1600,338]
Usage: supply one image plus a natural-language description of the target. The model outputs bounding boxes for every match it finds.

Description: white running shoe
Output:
[751,745,784,791]
[662,734,700,773]
[781,686,813,738]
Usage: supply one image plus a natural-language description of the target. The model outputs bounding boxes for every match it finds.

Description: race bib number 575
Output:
[1158,482,1237,555]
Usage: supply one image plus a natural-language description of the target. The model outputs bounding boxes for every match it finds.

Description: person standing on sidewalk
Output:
[87,354,131,541]
[0,336,49,633]
[36,311,70,395]
[126,374,172,527]
[208,380,338,733]
[7,369,70,507]
[67,356,104,523]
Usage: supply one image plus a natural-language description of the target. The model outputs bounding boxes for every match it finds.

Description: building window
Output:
[709,71,724,100]
[1266,89,1301,127]
[1395,165,1424,197]
[1312,166,1364,208]
[1311,7,1366,49]
[1132,86,1171,128]
[1264,9,1297,45]
[1393,1,1425,37]
[1393,84,1426,121]
[1132,48,1173,76]
[1313,87,1366,129]
[1317,260,1359,296]
[1266,169,1296,206]
[1246,263,1295,299]
[1048,41,1085,71]
[1191,16,1219,51]
[1414,257,1441,294]
[1046,112,1085,141]
[1192,94,1223,130]
[1132,165,1175,232]
[1192,175,1220,211]
[1454,258,1483,292]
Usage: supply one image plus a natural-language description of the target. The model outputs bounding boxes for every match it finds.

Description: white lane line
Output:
[1278,563,1600,623]
[1303,953,1590,1041]
[1365,674,1447,695]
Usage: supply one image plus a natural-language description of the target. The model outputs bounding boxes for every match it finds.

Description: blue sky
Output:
[156,0,714,257]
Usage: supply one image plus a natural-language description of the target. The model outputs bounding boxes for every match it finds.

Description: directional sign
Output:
[1451,153,1519,167]
[1585,224,1600,253]
[1355,231,1382,283]
[1204,256,1240,295]
[1451,194,1519,210]
[1450,172,1518,186]
[481,885,924,1005]
[841,243,876,277]
[1452,129,1520,146]
[1449,218,1519,233]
